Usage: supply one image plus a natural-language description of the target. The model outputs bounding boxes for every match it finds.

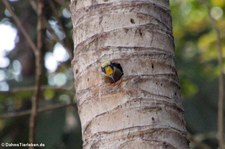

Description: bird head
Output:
[101,61,114,76]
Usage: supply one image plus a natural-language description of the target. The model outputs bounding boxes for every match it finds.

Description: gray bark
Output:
[70,0,189,148]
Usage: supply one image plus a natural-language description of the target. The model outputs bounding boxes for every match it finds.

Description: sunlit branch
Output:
[45,22,72,57]
[0,102,77,119]
[0,85,73,93]
[48,0,73,57]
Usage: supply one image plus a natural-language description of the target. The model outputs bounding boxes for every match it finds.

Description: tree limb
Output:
[205,2,224,149]
[0,85,73,93]
[28,0,44,147]
[0,102,77,119]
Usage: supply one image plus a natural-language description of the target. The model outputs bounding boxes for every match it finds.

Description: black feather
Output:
[112,62,123,74]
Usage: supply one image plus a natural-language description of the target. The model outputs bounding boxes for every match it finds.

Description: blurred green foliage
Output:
[0,0,224,148]
[171,0,225,148]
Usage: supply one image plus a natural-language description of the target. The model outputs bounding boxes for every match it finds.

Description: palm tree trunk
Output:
[70,0,189,148]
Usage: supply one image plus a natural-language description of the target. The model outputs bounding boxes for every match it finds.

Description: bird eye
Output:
[101,67,105,72]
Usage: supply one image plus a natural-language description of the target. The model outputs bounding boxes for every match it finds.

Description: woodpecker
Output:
[101,61,123,82]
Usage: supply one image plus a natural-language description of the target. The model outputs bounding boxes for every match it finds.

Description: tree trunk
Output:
[70,0,189,148]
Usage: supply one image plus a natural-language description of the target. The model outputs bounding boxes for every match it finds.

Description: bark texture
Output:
[70,0,189,148]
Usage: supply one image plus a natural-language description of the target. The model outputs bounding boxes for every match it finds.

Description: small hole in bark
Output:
[139,29,143,36]
[163,142,169,148]
[87,78,89,81]
[130,18,135,24]
[152,64,154,69]
[174,92,177,96]
[75,69,79,74]
[124,28,129,33]
[160,83,163,86]
[152,117,155,121]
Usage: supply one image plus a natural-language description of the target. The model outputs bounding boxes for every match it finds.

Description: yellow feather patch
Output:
[105,66,113,76]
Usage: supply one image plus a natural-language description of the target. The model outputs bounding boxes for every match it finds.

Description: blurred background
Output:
[0,0,224,148]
